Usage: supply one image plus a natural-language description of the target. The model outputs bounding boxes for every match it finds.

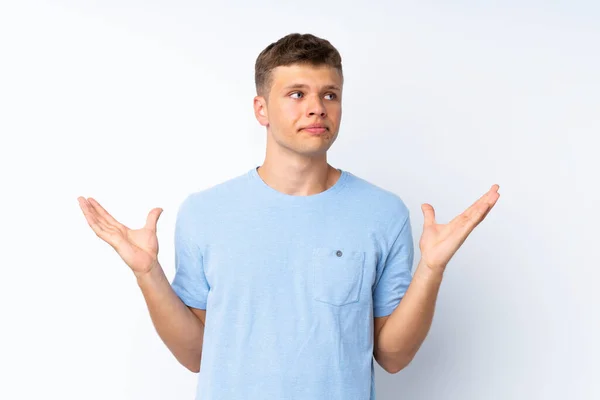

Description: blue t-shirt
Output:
[171,166,415,400]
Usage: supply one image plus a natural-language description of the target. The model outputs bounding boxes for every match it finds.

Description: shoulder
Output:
[344,170,411,221]
[177,169,252,216]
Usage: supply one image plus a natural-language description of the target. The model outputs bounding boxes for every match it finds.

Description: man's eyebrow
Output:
[282,83,341,91]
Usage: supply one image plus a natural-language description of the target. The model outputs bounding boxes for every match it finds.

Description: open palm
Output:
[419,184,500,272]
[78,197,163,277]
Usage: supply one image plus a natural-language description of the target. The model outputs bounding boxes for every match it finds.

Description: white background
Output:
[1,1,598,399]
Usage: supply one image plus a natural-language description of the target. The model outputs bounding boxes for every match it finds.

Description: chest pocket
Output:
[312,247,365,306]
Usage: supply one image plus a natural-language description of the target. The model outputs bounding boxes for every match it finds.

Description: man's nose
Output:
[307,96,327,117]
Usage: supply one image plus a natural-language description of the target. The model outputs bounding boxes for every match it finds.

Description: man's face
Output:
[254,63,343,158]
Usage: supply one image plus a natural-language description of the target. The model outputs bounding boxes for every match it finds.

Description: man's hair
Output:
[254,33,343,99]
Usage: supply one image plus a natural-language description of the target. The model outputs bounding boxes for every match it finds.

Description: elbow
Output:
[185,360,201,373]
[379,354,414,374]
[384,362,406,374]
[178,352,202,373]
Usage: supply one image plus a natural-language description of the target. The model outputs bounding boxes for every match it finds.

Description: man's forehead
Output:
[271,64,342,89]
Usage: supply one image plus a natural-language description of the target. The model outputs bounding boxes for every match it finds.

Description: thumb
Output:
[145,207,163,232]
[421,203,436,228]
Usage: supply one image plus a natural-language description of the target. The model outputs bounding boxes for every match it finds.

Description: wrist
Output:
[415,259,445,282]
[135,259,163,287]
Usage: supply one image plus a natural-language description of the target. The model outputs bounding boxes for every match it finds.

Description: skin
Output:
[373,184,500,372]
[253,63,344,196]
[77,61,500,375]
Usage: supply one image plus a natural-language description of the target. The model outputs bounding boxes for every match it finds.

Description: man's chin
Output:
[296,143,335,157]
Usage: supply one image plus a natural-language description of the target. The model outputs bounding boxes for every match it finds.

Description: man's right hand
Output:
[77,196,205,372]
[77,196,163,278]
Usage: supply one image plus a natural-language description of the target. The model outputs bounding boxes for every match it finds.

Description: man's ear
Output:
[253,96,269,127]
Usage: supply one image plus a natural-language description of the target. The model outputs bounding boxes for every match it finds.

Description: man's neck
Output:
[256,159,341,197]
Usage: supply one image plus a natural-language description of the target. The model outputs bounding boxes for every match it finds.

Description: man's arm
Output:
[77,196,207,372]
[374,185,499,373]
[137,260,206,373]
[374,259,443,373]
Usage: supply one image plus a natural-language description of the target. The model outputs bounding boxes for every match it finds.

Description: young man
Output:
[78,33,500,399]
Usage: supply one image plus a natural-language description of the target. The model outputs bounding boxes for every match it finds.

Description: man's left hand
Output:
[419,184,501,273]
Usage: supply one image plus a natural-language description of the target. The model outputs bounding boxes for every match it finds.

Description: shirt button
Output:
[336,250,343,257]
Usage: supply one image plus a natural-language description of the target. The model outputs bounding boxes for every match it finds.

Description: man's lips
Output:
[302,126,328,134]
[301,124,328,134]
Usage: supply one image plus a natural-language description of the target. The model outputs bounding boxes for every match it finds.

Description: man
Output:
[78,33,500,399]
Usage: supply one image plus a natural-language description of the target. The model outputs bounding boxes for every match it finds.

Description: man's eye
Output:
[290,92,337,100]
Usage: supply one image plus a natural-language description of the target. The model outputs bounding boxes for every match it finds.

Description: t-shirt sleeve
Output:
[170,195,209,310]
[373,212,415,318]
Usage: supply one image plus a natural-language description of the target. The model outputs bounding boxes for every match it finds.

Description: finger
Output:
[87,197,128,230]
[450,185,499,225]
[479,192,500,221]
[80,198,115,234]
[464,188,494,215]
[145,208,163,233]
[78,197,103,227]
[471,190,500,222]
[452,207,484,241]
[457,194,498,235]
[78,197,114,241]
[422,203,436,228]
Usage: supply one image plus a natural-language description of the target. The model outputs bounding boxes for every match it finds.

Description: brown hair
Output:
[254,33,343,99]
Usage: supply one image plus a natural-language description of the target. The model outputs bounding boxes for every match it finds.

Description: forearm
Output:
[136,261,205,372]
[375,259,444,371]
